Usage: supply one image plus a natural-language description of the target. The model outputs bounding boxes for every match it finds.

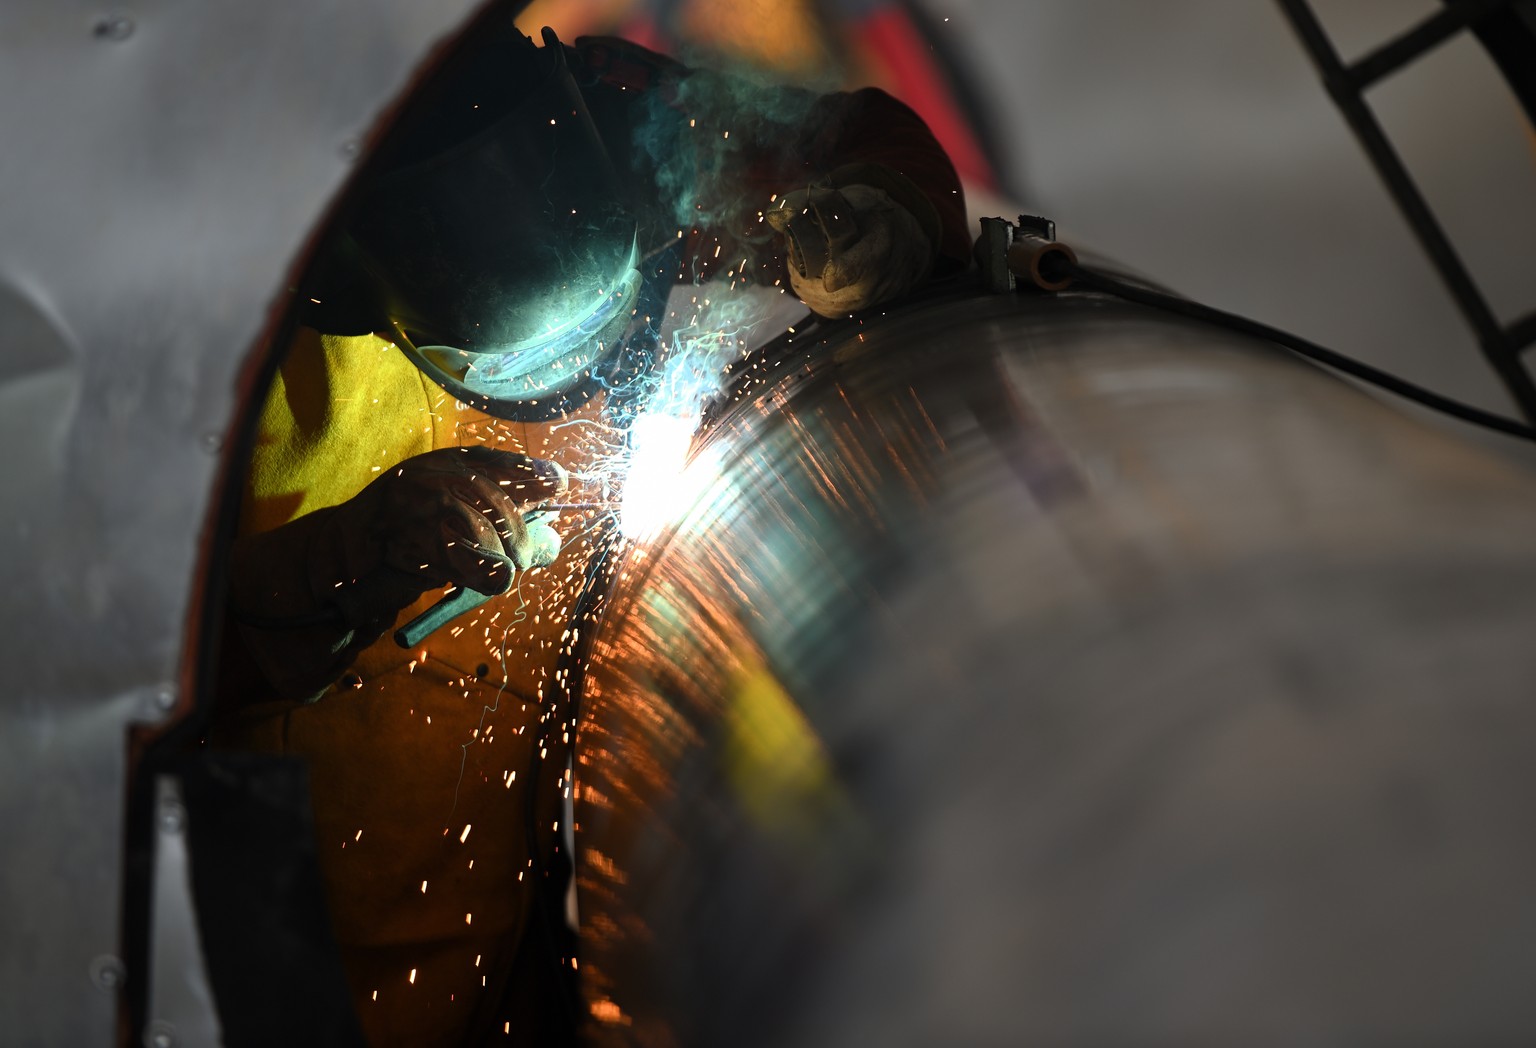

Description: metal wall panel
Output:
[0,2,487,1043]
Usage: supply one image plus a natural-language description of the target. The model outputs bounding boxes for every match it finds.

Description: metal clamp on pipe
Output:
[1007,225,1078,292]
[976,215,1078,293]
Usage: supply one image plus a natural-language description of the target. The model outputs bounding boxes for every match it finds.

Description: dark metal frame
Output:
[1276,0,1536,423]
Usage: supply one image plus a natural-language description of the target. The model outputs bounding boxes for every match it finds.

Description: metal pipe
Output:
[572,280,1536,1044]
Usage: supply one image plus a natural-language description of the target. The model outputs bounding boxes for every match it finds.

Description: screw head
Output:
[93,13,134,40]
[199,432,222,454]
[157,801,185,835]
[89,954,126,991]
[145,1019,176,1048]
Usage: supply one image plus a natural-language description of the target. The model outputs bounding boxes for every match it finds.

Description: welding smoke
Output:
[633,64,819,240]
[593,53,828,536]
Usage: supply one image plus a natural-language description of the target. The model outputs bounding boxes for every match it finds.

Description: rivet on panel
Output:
[89,954,126,991]
[92,13,135,41]
[157,800,185,836]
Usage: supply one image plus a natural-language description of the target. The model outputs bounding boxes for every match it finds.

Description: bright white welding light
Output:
[618,413,717,539]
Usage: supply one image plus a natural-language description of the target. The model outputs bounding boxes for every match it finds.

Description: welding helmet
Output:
[302,21,645,421]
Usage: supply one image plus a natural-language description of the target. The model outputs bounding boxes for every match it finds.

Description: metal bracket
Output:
[976,215,1078,294]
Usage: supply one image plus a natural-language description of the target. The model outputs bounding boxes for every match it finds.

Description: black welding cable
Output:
[1045,257,1536,443]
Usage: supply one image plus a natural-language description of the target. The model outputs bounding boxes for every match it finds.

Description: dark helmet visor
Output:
[343,28,641,415]
[398,250,642,416]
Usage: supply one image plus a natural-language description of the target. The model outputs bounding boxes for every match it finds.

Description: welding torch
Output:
[392,503,614,648]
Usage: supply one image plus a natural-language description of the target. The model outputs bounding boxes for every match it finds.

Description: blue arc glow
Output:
[603,285,786,538]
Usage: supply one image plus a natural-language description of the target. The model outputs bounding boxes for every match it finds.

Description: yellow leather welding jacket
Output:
[215,327,602,1046]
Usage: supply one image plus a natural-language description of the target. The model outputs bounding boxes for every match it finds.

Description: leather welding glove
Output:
[767,177,936,318]
[226,446,566,701]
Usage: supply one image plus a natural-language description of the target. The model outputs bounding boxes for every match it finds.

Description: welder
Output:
[212,9,968,1044]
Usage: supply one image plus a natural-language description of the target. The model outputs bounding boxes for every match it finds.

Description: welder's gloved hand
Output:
[227,447,566,701]
[767,182,935,318]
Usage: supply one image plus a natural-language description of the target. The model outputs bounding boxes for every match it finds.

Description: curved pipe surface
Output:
[574,283,1536,1045]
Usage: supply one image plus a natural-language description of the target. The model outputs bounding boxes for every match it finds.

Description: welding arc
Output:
[1049,259,1536,443]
